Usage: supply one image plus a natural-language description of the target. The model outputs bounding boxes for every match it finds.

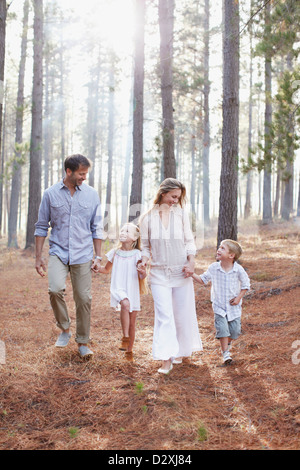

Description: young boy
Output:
[193,239,250,365]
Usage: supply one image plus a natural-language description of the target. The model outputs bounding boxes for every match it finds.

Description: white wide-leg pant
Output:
[151,278,203,360]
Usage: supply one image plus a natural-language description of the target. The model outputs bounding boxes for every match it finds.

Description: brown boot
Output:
[119,336,129,351]
[125,351,134,362]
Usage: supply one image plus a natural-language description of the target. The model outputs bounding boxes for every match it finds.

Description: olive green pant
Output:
[48,255,92,344]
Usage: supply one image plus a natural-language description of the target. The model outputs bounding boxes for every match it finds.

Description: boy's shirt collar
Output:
[217,260,238,273]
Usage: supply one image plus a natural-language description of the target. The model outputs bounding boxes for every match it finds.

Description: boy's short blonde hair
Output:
[221,239,243,261]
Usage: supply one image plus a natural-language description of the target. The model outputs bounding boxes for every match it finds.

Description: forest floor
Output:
[0,219,300,451]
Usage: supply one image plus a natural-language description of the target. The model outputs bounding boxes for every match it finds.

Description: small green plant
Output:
[197,423,208,442]
[134,381,144,394]
[68,427,80,439]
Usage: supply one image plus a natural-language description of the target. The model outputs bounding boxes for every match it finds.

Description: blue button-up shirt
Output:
[34,180,103,265]
[200,261,250,321]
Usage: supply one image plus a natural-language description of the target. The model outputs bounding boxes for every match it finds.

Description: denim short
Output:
[214,314,241,339]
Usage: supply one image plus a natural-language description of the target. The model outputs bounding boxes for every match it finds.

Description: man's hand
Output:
[36,257,46,277]
[91,258,101,273]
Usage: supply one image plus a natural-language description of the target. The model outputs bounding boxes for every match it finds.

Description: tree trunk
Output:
[129,0,145,222]
[8,0,29,248]
[158,0,176,179]
[244,1,254,219]
[121,71,133,225]
[25,0,43,249]
[297,171,300,217]
[0,0,7,237]
[104,51,116,233]
[217,0,239,248]
[262,2,272,223]
[202,0,210,225]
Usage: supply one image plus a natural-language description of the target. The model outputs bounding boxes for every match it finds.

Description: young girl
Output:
[97,223,147,361]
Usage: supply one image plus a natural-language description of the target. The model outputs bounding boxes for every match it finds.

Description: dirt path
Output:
[0,221,300,450]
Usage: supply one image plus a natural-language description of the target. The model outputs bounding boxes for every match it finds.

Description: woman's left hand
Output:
[182,261,195,278]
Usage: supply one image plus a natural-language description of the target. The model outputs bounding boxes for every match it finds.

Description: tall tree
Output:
[262,1,272,223]
[104,50,116,233]
[159,0,176,179]
[0,0,7,237]
[244,0,254,219]
[25,0,43,249]
[217,0,239,247]
[202,0,210,225]
[8,0,29,247]
[129,0,145,222]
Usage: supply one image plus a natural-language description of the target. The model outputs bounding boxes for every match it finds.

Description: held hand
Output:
[36,258,46,277]
[182,261,195,278]
[137,262,147,279]
[91,258,101,273]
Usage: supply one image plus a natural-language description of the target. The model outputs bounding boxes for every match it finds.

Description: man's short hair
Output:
[64,154,91,172]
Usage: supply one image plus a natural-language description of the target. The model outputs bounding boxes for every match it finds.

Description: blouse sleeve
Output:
[139,214,151,260]
[105,248,116,263]
[182,208,196,256]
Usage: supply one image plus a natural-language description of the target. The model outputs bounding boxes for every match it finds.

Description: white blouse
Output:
[139,205,196,286]
[106,248,142,312]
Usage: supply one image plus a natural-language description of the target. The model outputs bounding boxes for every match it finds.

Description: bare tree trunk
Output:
[25,0,43,249]
[217,0,239,248]
[129,0,145,222]
[281,54,295,221]
[8,0,29,247]
[121,71,133,225]
[262,2,272,223]
[159,0,176,179]
[244,0,254,219]
[202,0,210,225]
[0,0,7,237]
[297,171,300,216]
[59,24,65,179]
[104,51,116,233]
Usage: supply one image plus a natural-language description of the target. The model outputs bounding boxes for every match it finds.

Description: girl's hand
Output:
[91,258,101,273]
[137,260,147,279]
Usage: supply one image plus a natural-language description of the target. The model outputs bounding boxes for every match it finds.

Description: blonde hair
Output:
[153,178,186,207]
[221,239,243,261]
[118,223,148,295]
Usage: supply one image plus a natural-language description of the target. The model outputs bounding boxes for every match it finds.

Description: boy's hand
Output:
[182,261,195,278]
[229,296,240,305]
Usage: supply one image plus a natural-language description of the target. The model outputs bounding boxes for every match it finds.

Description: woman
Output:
[138,178,202,374]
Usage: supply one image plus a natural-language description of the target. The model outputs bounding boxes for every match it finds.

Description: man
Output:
[35,154,103,358]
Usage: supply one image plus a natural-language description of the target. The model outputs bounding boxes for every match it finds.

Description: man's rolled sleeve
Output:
[34,192,51,237]
[90,198,104,240]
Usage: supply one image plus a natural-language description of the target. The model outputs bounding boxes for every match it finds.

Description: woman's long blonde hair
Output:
[139,178,186,226]
[153,178,186,207]
[118,223,148,296]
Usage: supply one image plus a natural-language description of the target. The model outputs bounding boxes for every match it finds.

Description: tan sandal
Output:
[119,336,129,350]
[125,351,134,362]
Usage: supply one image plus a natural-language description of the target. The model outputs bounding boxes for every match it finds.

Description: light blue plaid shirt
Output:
[200,261,250,320]
[34,180,103,265]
